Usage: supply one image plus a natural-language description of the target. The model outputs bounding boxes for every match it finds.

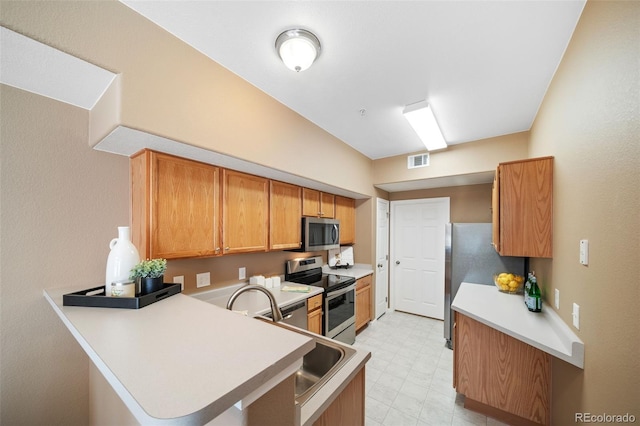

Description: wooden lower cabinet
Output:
[307,294,323,335]
[313,368,365,426]
[355,275,372,331]
[454,312,551,425]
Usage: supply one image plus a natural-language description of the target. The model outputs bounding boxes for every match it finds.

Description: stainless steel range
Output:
[285,256,356,345]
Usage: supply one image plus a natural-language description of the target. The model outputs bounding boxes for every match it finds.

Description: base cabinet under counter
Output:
[454,311,551,425]
[307,294,323,335]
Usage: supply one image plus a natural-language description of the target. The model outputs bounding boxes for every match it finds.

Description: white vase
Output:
[105,226,140,296]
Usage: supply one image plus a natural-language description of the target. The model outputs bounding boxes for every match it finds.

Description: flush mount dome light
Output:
[275,29,321,72]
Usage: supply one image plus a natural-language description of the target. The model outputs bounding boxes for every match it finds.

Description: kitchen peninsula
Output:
[43,287,369,425]
[452,282,584,425]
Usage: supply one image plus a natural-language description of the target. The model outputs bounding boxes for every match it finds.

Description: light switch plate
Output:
[173,275,184,291]
[239,267,246,280]
[554,289,560,309]
[572,303,580,329]
[196,272,211,288]
[580,239,589,265]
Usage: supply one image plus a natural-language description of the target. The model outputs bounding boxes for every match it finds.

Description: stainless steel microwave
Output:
[300,217,340,251]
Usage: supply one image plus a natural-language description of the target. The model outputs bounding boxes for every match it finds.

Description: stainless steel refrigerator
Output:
[444,223,526,349]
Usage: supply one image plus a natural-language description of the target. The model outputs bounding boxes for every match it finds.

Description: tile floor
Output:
[353,310,508,426]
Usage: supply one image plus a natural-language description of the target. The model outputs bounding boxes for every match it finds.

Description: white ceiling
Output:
[121,0,585,160]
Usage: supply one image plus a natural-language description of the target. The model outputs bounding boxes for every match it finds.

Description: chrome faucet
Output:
[226,285,284,322]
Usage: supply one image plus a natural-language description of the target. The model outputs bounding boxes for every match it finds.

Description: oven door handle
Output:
[326,283,356,300]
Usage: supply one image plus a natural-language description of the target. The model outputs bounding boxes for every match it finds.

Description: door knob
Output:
[396,261,400,265]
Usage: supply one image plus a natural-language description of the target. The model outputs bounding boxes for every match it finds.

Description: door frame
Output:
[374,198,390,319]
[389,197,450,314]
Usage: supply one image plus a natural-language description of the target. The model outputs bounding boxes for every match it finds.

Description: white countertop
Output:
[44,287,315,424]
[322,264,374,280]
[452,282,584,368]
[191,282,371,425]
[191,283,324,315]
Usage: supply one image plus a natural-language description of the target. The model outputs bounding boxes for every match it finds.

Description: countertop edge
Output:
[322,265,374,280]
[452,282,584,369]
[300,347,371,426]
[44,287,316,424]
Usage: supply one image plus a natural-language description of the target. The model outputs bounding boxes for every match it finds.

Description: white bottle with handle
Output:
[105,226,140,296]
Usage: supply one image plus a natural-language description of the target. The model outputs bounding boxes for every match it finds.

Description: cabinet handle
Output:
[215,247,220,252]
[396,261,400,265]
[224,247,230,251]
[377,263,383,268]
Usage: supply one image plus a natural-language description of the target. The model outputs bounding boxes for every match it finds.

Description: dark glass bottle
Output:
[524,272,533,306]
[527,274,542,312]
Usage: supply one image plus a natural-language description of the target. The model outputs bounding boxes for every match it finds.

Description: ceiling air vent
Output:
[407,153,430,169]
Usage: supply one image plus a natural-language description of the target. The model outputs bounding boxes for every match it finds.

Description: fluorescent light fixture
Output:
[275,29,321,72]
[403,101,447,151]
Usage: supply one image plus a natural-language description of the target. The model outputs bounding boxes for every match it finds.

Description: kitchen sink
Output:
[256,318,356,405]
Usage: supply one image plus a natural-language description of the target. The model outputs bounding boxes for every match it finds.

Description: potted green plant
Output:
[130,258,167,295]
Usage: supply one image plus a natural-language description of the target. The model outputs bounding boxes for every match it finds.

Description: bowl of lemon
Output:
[494,273,524,294]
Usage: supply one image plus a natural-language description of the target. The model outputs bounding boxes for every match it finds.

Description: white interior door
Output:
[375,198,389,319]
[391,198,449,320]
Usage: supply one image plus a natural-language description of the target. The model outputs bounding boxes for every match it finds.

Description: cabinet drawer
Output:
[307,294,322,312]
[356,274,372,290]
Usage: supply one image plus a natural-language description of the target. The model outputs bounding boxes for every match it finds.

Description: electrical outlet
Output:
[239,267,246,280]
[173,275,185,291]
[572,303,580,329]
[196,272,211,288]
[554,289,560,309]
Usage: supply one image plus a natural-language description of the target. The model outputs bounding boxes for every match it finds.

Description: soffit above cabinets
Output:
[0,27,116,110]
[375,171,496,193]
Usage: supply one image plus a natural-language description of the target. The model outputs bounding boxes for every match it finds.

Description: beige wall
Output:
[528,1,639,423]
[0,85,131,425]
[390,184,493,223]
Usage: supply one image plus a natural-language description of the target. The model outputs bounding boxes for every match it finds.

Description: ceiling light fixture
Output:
[403,101,447,151]
[275,29,321,72]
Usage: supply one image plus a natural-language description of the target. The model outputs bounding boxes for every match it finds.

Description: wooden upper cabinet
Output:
[269,181,302,250]
[131,150,221,260]
[302,188,335,218]
[493,156,553,258]
[334,195,356,245]
[223,170,269,254]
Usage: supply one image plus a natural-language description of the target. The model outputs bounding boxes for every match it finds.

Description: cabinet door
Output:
[145,151,220,259]
[308,308,323,335]
[223,170,269,254]
[355,275,372,331]
[499,157,553,258]
[320,192,335,218]
[269,181,302,250]
[302,188,321,217]
[335,195,355,245]
[302,188,335,218]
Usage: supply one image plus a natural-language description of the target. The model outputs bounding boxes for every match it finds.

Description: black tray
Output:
[63,283,181,309]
